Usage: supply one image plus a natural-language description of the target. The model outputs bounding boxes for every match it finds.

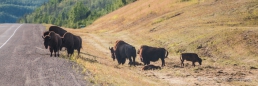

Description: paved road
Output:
[0,24,89,86]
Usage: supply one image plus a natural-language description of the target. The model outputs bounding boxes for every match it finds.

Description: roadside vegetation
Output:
[19,0,136,28]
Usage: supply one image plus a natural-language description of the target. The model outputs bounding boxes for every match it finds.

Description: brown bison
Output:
[42,31,62,57]
[62,33,82,57]
[48,26,67,50]
[62,32,74,57]
[109,40,136,66]
[180,53,202,67]
[138,45,168,67]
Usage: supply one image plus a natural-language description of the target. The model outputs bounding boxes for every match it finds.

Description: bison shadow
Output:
[142,65,161,71]
[130,61,143,66]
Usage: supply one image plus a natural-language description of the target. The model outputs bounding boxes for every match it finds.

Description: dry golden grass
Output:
[48,0,258,85]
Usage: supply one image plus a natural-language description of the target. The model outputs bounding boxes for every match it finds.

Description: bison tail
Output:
[165,50,169,58]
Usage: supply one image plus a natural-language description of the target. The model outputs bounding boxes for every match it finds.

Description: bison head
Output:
[109,47,116,61]
[43,36,51,49]
[198,58,202,65]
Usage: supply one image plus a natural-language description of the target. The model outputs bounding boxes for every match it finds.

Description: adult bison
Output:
[62,32,74,57]
[48,26,67,50]
[42,31,62,57]
[109,40,137,66]
[73,35,82,56]
[138,45,168,67]
[180,53,202,67]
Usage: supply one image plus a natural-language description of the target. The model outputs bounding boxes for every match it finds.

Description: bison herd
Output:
[109,40,203,68]
[42,26,202,69]
[42,26,82,57]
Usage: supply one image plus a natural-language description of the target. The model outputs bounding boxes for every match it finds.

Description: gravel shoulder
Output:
[0,24,90,86]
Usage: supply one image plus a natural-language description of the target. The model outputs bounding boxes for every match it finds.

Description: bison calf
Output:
[142,65,161,70]
[180,53,202,67]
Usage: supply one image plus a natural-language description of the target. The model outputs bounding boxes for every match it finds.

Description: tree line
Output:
[18,0,136,29]
[0,0,48,23]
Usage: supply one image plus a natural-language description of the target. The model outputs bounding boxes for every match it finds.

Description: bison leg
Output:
[141,57,147,65]
[161,59,165,67]
[140,57,143,62]
[78,49,80,55]
[66,49,69,57]
[192,62,195,67]
[50,48,53,57]
[181,59,184,67]
[147,61,150,65]
[128,57,133,66]
[54,52,56,57]
[54,48,58,57]
[67,48,72,57]
[133,57,136,66]
[121,58,126,65]
[77,49,81,58]
[118,61,122,65]
[57,50,59,57]
[57,47,60,57]
[143,59,149,65]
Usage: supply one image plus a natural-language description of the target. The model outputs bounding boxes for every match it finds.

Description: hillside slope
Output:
[64,0,258,85]
[86,0,258,60]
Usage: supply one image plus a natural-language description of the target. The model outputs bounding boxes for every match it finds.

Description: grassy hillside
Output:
[19,0,136,28]
[0,0,48,23]
[59,0,258,85]
[86,0,258,58]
